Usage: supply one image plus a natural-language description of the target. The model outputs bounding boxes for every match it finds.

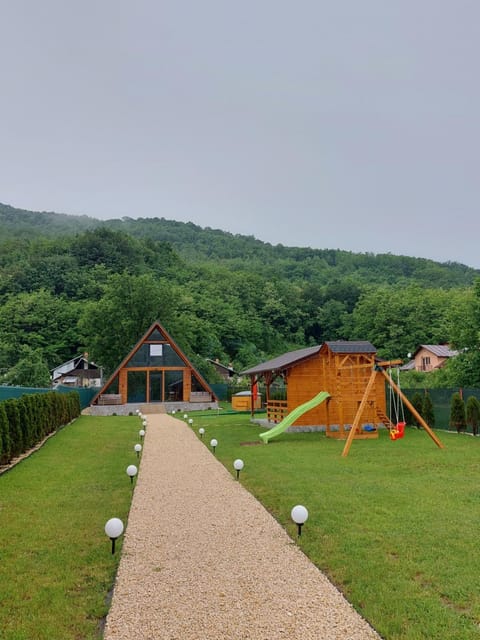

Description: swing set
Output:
[341,361,444,457]
[388,367,406,441]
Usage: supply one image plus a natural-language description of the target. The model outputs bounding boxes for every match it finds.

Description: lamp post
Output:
[134,443,142,458]
[291,505,308,537]
[210,438,218,453]
[105,517,124,554]
[126,464,138,485]
[199,427,205,439]
[233,458,244,480]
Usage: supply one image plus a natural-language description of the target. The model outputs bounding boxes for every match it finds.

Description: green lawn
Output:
[3,411,480,640]
[0,415,138,640]
[188,412,480,640]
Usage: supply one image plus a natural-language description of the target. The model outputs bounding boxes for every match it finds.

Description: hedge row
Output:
[0,391,81,465]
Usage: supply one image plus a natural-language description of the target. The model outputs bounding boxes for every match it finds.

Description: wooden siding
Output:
[284,345,386,430]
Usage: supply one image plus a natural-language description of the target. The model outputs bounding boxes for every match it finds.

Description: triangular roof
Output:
[414,344,459,358]
[91,320,217,404]
[51,354,101,379]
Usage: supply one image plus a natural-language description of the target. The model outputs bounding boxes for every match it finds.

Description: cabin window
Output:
[126,343,184,367]
[165,370,184,401]
[127,371,147,402]
[102,375,119,395]
[421,356,431,371]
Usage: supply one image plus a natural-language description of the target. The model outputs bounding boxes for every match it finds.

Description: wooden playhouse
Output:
[242,341,390,439]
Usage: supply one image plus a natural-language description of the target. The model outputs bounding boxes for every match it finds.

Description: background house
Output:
[411,345,459,372]
[52,354,102,388]
[206,358,237,382]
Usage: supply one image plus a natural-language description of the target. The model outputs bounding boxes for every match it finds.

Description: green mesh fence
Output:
[0,385,98,410]
[401,388,480,432]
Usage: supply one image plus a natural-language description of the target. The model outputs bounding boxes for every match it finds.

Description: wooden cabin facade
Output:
[242,341,389,438]
[90,321,217,410]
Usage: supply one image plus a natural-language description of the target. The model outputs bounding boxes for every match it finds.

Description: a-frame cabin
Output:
[90,321,217,413]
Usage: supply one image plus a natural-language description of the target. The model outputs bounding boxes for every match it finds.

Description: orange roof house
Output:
[90,321,217,414]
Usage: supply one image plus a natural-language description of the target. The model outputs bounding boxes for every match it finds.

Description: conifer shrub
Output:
[411,391,424,428]
[422,392,435,428]
[466,396,480,436]
[450,392,467,433]
[0,404,11,464]
[0,391,81,463]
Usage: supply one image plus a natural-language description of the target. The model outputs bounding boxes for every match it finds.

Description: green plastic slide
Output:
[259,391,330,443]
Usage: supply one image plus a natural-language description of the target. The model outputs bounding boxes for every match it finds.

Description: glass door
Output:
[149,371,163,402]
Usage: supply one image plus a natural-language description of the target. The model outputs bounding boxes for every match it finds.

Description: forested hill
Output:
[1,202,477,288]
[1,202,480,389]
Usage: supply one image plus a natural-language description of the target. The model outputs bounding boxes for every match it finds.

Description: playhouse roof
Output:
[241,345,322,376]
[324,340,376,354]
[241,341,377,377]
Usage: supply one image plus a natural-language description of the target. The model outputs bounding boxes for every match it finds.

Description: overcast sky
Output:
[1,1,479,268]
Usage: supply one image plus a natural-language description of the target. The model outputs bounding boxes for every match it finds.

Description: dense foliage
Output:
[0,391,81,464]
[1,203,480,386]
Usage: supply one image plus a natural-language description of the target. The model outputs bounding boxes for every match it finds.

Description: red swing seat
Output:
[390,421,406,441]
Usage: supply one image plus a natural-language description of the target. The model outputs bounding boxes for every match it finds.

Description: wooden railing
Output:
[267,400,288,423]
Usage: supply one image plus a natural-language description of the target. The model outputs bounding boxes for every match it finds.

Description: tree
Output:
[450,392,466,433]
[410,392,425,428]
[422,392,435,428]
[6,346,51,387]
[0,403,11,464]
[466,396,480,436]
[79,272,176,374]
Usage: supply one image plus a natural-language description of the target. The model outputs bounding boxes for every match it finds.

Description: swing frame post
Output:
[342,362,445,457]
[378,367,444,450]
[341,368,378,457]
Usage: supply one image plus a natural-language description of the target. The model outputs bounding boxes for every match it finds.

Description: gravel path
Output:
[104,414,381,640]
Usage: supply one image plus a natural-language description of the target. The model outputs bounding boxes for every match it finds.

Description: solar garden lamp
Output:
[139,429,145,439]
[142,419,147,428]
[198,427,205,439]
[188,418,193,426]
[291,505,309,537]
[233,458,244,480]
[134,443,142,458]
[210,438,218,453]
[183,413,188,420]
[126,464,138,485]
[172,410,176,415]
[105,517,124,554]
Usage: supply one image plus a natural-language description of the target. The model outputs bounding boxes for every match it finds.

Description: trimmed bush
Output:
[466,396,480,436]
[450,392,467,433]
[0,391,81,461]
